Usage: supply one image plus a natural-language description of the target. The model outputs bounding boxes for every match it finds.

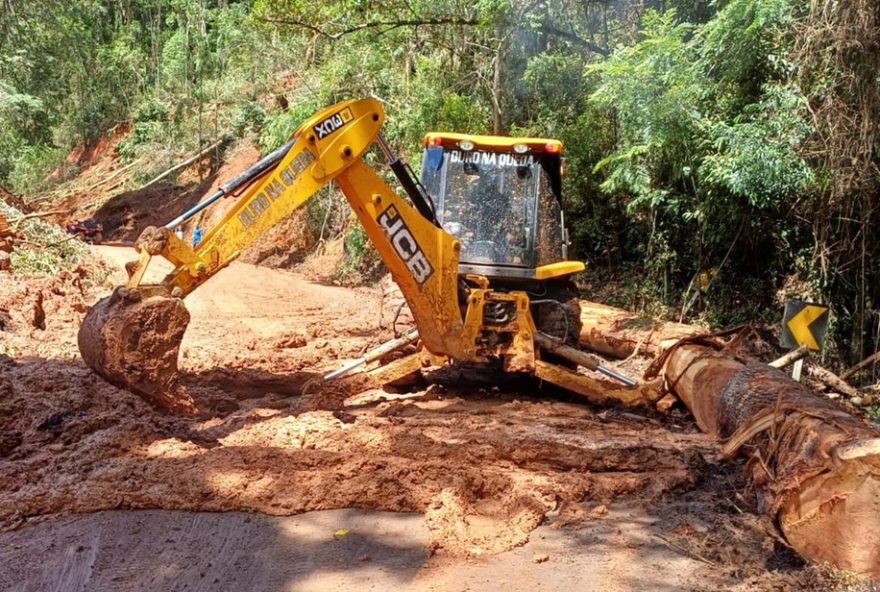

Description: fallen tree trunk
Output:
[806,363,861,399]
[663,343,880,580]
[841,351,880,381]
[136,134,231,191]
[578,301,703,358]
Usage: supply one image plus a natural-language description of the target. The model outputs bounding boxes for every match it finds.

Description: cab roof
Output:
[423,132,563,154]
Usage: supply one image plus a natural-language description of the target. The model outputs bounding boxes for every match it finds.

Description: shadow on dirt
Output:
[0,508,430,592]
[184,366,320,406]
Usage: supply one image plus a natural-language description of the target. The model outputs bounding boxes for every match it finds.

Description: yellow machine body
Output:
[105,98,645,407]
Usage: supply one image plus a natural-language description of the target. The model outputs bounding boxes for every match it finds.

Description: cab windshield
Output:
[421,147,562,268]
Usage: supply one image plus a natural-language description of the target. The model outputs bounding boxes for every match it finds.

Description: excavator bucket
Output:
[78,285,198,415]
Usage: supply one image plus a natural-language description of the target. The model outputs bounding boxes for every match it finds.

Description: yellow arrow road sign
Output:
[781,301,829,350]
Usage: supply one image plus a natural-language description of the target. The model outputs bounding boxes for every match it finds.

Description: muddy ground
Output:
[0,245,845,590]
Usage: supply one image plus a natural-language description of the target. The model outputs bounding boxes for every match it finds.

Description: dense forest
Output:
[1,0,878,370]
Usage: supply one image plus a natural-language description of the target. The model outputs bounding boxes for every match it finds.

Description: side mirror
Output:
[560,157,568,178]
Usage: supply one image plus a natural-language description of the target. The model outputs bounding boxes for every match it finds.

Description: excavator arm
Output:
[79,99,477,410]
[141,98,474,358]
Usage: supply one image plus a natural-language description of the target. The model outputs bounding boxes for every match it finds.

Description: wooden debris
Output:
[653,533,719,567]
[577,300,879,577]
[664,343,880,580]
[841,351,880,381]
[8,210,66,227]
[136,135,231,191]
[806,363,861,399]
[533,359,663,407]
[578,301,702,359]
[0,213,16,254]
[768,344,809,369]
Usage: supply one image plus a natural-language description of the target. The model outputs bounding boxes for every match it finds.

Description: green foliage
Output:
[0,82,53,186]
[258,96,324,153]
[584,1,816,324]
[589,10,698,208]
[1,0,878,367]
[6,144,65,193]
[0,201,90,275]
[234,101,268,137]
[336,219,384,284]
[699,84,813,206]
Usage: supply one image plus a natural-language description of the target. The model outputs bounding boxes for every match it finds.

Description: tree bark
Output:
[578,300,703,358]
[806,363,861,398]
[576,300,879,577]
[663,343,880,580]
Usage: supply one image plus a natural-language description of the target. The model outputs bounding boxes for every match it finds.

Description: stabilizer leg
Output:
[533,360,662,407]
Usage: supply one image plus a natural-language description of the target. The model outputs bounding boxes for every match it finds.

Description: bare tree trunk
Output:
[576,300,880,577]
[491,26,504,134]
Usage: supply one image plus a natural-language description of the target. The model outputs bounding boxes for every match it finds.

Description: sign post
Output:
[780,300,829,381]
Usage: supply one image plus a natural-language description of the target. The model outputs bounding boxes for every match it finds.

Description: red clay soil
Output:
[49,122,132,183]
[81,141,253,243]
[0,257,703,556]
[44,123,134,223]
[0,247,845,590]
[50,136,316,270]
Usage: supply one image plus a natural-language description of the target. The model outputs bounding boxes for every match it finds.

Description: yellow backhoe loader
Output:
[78,98,655,414]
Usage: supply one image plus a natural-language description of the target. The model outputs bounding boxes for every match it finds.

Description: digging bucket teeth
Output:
[78,285,198,415]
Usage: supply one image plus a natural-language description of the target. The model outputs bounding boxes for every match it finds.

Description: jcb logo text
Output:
[378,206,433,285]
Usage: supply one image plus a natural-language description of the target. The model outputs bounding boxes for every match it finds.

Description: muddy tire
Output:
[533,279,582,346]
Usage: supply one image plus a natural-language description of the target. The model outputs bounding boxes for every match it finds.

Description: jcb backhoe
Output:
[78,98,653,414]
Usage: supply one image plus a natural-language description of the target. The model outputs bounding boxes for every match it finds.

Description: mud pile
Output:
[0,363,710,556]
[0,251,713,557]
[78,286,196,414]
[0,268,91,352]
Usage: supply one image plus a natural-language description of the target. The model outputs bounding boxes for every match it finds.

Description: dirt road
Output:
[0,247,825,590]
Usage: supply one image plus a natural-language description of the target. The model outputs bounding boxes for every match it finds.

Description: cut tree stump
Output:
[664,343,880,580]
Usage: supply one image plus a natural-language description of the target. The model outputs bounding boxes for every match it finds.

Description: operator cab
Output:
[419,133,583,281]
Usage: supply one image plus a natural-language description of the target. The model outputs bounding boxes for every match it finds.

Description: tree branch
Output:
[539,22,609,57]
[840,350,880,381]
[259,16,479,40]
